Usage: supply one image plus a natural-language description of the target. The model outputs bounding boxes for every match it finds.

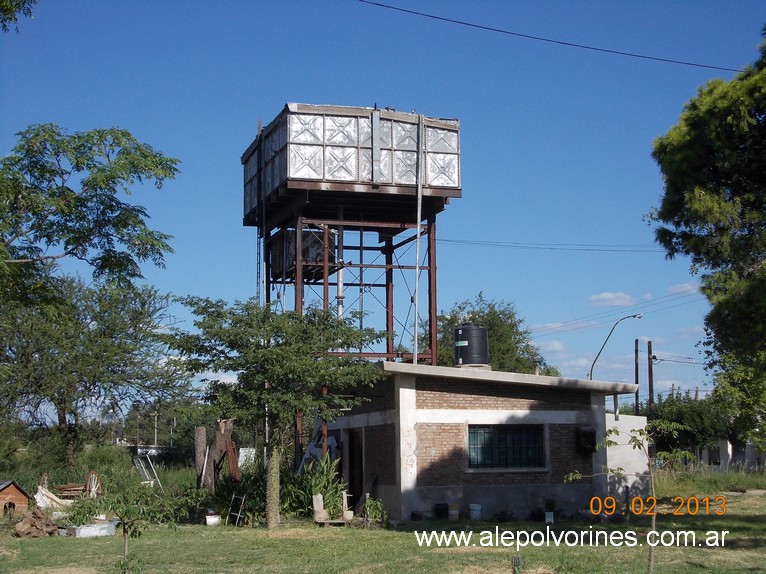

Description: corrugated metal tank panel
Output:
[242,103,460,222]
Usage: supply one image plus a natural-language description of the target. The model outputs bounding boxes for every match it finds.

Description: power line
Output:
[424,236,706,337]
[654,358,702,366]
[531,288,705,337]
[650,351,705,366]
[439,238,664,253]
[358,0,746,73]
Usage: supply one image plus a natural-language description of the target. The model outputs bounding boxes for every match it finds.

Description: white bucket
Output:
[469,504,482,520]
[448,503,459,521]
[205,515,220,526]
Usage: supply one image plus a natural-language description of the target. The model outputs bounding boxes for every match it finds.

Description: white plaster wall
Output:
[591,394,608,499]
[604,414,649,498]
[396,374,420,521]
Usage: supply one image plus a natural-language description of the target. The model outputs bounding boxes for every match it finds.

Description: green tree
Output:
[651,29,766,460]
[434,292,559,375]
[651,29,766,359]
[169,298,384,528]
[0,0,36,32]
[648,392,727,455]
[0,276,188,466]
[567,420,689,574]
[70,483,206,574]
[710,351,766,461]
[1,124,179,299]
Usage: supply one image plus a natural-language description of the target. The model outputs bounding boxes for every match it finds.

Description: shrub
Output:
[289,455,345,517]
[363,496,387,526]
[211,459,266,523]
[210,454,346,523]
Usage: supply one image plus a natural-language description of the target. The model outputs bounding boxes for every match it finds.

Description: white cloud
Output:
[197,370,238,385]
[537,340,566,353]
[561,357,590,373]
[654,378,685,395]
[668,282,700,295]
[588,291,637,307]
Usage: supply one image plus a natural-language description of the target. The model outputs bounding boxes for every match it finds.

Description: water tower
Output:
[241,103,461,363]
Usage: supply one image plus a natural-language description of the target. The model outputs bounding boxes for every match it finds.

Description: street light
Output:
[588,313,643,380]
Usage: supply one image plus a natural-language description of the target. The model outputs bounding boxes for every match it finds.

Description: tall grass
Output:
[4,495,766,574]
[654,466,766,498]
[8,439,345,527]
[9,444,199,502]
[212,454,347,523]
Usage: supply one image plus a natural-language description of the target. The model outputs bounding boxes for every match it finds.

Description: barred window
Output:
[468,425,545,469]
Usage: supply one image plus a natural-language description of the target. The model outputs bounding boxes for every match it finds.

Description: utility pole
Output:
[647,340,655,417]
[634,339,640,416]
[153,411,159,447]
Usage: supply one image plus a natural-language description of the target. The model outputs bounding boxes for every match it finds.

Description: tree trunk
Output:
[194,426,206,489]
[266,445,281,529]
[728,432,747,468]
[123,528,129,564]
[56,403,77,467]
[203,419,234,494]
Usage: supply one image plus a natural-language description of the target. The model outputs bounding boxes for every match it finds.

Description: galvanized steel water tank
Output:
[241,103,461,228]
[453,323,488,366]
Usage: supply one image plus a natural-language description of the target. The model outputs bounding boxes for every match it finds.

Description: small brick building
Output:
[0,480,31,518]
[328,362,645,520]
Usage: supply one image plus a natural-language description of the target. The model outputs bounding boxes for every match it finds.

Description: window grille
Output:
[468,425,545,469]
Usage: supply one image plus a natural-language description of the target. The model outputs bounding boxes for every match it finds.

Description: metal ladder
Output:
[226,493,246,526]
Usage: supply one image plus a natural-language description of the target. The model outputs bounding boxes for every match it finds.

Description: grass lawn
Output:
[1,491,764,574]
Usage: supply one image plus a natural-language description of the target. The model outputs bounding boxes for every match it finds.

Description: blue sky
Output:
[2,1,764,404]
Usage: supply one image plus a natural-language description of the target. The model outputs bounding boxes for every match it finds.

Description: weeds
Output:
[654,465,766,498]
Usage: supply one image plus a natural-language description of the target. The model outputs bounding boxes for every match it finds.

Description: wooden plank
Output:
[316,519,347,527]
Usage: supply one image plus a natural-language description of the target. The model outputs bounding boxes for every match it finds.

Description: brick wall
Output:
[415,422,593,487]
[548,424,594,484]
[416,378,591,411]
[416,423,466,486]
[364,423,396,486]
[346,377,396,415]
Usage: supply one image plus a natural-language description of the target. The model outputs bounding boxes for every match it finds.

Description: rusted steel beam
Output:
[295,217,303,314]
[428,217,438,365]
[322,226,330,310]
[302,217,418,230]
[385,239,394,356]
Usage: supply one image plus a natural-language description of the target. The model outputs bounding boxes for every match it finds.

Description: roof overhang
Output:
[377,361,638,395]
[0,480,31,499]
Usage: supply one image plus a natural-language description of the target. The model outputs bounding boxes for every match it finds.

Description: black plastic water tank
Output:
[453,323,489,365]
